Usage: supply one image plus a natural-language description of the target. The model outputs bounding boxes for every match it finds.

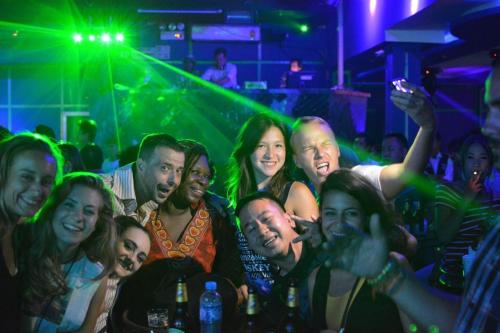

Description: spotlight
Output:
[101,33,111,43]
[177,23,185,31]
[89,34,96,42]
[72,33,83,43]
[421,67,439,96]
[115,33,124,42]
[299,24,309,33]
[490,49,499,61]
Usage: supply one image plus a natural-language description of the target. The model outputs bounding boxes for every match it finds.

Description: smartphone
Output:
[391,78,413,94]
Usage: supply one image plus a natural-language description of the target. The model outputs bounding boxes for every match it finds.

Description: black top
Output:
[0,239,20,333]
[311,265,404,333]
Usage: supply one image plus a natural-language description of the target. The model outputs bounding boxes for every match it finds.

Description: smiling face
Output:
[178,155,213,205]
[292,122,340,190]
[114,226,151,278]
[2,150,57,219]
[137,146,185,204]
[239,198,297,260]
[321,190,366,243]
[250,126,286,189]
[52,184,103,251]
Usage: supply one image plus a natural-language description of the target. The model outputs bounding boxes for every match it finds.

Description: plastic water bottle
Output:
[199,281,222,333]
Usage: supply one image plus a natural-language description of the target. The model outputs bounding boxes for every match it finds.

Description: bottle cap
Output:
[205,281,217,291]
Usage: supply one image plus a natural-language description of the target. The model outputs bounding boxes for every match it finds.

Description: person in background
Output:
[0,133,62,333]
[381,133,409,164]
[202,48,238,89]
[17,172,116,333]
[430,134,498,294]
[95,215,151,333]
[81,143,105,173]
[34,124,57,143]
[78,119,98,149]
[280,58,303,88]
[353,132,379,165]
[177,55,201,88]
[426,133,454,182]
[58,143,86,174]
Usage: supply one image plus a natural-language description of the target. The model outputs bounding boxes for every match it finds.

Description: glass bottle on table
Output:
[278,280,304,333]
[243,287,262,333]
[170,275,189,333]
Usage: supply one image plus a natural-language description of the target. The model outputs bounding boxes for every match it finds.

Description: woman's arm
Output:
[76,277,108,333]
[286,182,319,219]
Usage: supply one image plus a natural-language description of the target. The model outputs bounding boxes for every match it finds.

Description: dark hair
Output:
[458,134,494,178]
[21,172,116,303]
[115,215,149,237]
[214,47,227,57]
[226,113,293,208]
[178,139,215,184]
[235,191,286,218]
[78,119,97,142]
[290,58,303,69]
[383,132,409,150]
[119,144,140,167]
[319,169,407,253]
[58,143,86,173]
[80,143,104,172]
[0,126,12,141]
[0,133,64,237]
[138,133,184,162]
[34,124,56,141]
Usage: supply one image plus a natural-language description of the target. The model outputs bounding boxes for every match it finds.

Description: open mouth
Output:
[316,162,330,175]
[20,196,41,211]
[261,161,277,167]
[263,235,278,248]
[157,185,173,197]
[63,223,83,232]
[190,186,205,197]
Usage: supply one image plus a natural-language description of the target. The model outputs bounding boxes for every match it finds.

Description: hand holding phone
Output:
[391,78,414,94]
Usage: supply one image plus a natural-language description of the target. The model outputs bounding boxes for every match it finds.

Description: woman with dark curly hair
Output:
[17,172,116,333]
[308,169,410,333]
[0,133,62,333]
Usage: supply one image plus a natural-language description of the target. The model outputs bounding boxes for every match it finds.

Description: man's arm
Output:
[325,214,460,333]
[380,83,436,200]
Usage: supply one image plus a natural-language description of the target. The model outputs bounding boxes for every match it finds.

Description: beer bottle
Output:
[243,287,262,333]
[278,280,304,333]
[170,276,189,333]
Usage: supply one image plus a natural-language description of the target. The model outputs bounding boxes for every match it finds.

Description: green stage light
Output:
[89,34,96,42]
[299,24,309,33]
[73,33,83,43]
[101,33,111,43]
[115,33,124,42]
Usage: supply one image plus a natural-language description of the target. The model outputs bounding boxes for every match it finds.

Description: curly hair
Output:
[0,133,63,237]
[226,113,294,208]
[19,172,116,303]
[319,169,407,253]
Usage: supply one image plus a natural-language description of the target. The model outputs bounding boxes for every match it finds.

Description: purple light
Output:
[370,0,377,16]
[435,91,480,123]
[410,0,419,15]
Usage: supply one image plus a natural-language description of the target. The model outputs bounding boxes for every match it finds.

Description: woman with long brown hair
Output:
[17,172,116,333]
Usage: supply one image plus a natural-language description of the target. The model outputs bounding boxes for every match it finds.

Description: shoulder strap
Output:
[312,265,330,330]
[279,181,294,205]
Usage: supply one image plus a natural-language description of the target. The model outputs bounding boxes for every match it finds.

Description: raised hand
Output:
[390,81,435,130]
[321,214,389,278]
[290,214,323,248]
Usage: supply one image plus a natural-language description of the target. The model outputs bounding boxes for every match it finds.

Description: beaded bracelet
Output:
[367,258,406,295]
[367,259,397,286]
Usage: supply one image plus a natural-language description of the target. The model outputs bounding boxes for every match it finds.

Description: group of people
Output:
[0,61,498,333]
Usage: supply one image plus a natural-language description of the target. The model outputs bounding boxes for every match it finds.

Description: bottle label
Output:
[176,283,188,302]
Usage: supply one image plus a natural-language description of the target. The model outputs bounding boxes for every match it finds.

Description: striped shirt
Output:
[94,278,119,333]
[455,218,500,333]
[435,184,499,292]
[101,163,157,226]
